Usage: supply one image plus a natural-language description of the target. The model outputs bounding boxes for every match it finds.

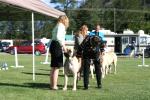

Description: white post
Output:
[10,47,24,68]
[15,47,18,67]
[41,47,50,64]
[32,12,35,81]
[72,30,74,37]
[142,50,145,65]
[138,48,149,67]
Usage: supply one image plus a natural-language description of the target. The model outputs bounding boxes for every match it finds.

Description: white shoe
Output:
[51,86,58,90]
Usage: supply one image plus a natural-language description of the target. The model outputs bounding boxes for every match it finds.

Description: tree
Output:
[68,0,150,33]
[111,0,144,33]
[0,21,9,39]
[50,0,77,11]
[49,0,79,34]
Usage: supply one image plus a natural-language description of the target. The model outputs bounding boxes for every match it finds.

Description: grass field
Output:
[0,53,150,100]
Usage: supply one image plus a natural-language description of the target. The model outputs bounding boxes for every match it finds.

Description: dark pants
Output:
[83,58,102,89]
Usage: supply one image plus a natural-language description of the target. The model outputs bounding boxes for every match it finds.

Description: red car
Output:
[5,40,46,55]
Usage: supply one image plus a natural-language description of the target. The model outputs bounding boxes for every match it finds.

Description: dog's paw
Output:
[63,87,67,91]
[92,76,95,79]
[72,88,76,91]
[102,75,105,79]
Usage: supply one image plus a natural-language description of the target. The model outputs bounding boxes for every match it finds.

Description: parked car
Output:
[0,41,10,52]
[144,45,150,58]
[5,40,46,55]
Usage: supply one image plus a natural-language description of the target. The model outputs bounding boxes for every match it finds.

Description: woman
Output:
[74,25,88,80]
[74,25,88,55]
[49,15,69,90]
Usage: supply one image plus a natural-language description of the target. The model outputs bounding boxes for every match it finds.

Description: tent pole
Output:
[32,12,35,81]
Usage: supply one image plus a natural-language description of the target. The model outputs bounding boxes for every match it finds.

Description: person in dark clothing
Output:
[74,25,88,56]
[82,58,102,89]
[74,25,89,79]
[77,25,105,90]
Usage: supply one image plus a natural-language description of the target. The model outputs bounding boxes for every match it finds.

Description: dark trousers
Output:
[83,58,102,88]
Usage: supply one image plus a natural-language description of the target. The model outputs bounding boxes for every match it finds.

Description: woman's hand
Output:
[62,45,67,52]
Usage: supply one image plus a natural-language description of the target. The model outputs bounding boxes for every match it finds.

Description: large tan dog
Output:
[63,49,81,91]
[101,52,117,78]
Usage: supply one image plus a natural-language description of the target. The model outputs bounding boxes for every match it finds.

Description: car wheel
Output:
[10,50,15,55]
[35,50,41,56]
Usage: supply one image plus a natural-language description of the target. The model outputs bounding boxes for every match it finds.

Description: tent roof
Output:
[0,0,65,20]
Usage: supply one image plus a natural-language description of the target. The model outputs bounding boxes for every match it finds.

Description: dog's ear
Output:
[64,52,70,58]
[68,49,72,54]
[66,48,69,52]
[66,48,73,53]
[91,36,100,47]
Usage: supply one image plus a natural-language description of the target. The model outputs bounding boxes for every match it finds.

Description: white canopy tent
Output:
[0,0,65,81]
[0,0,65,18]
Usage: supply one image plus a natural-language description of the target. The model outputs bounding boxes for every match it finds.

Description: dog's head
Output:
[90,36,102,47]
[81,35,102,48]
[79,35,103,59]
[64,49,73,58]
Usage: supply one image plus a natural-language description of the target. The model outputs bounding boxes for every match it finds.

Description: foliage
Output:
[111,0,144,33]
[65,0,150,33]
[0,21,32,39]
[0,20,57,40]
[35,20,57,39]
[1,0,150,39]
[51,0,77,11]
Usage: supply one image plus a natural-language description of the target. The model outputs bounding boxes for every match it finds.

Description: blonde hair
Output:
[77,25,88,37]
[58,15,69,29]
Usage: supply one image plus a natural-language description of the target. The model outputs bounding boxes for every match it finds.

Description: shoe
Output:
[97,85,102,89]
[83,87,88,90]
[51,86,58,90]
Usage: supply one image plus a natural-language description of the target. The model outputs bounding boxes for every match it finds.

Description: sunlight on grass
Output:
[0,53,150,100]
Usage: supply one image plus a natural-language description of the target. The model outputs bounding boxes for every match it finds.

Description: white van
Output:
[1,40,13,46]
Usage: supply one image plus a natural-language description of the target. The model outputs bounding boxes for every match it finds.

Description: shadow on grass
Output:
[0,82,83,90]
[38,69,50,71]
[24,83,50,90]
[22,72,49,76]
[25,83,83,90]
[22,72,65,77]
[38,68,64,72]
[0,82,49,90]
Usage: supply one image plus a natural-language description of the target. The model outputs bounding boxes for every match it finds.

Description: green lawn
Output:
[0,53,150,100]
